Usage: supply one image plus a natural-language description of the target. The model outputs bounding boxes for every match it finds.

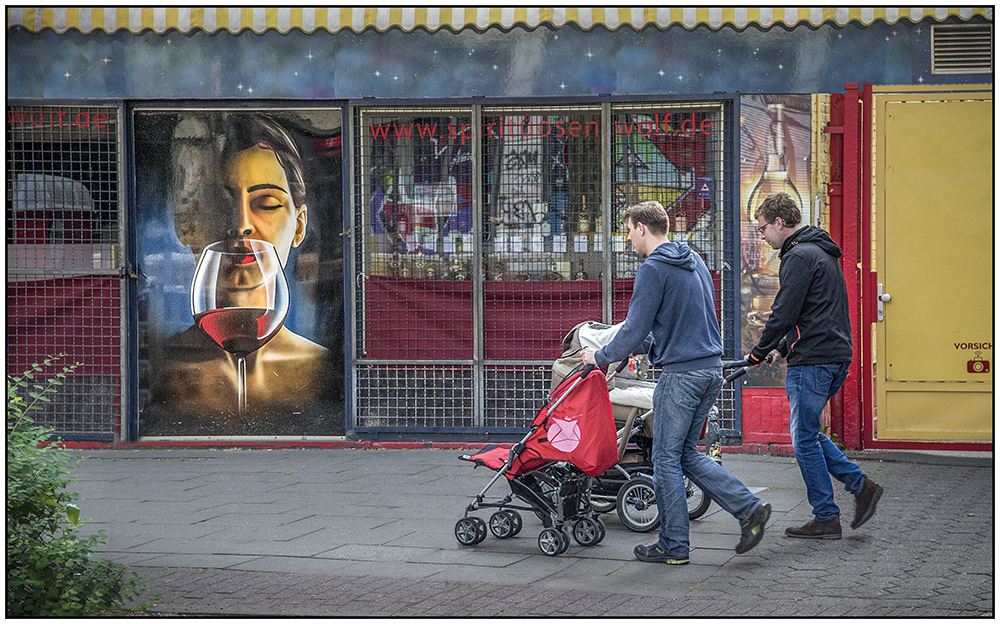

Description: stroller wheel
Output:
[455,517,487,546]
[489,511,516,539]
[505,510,523,537]
[557,528,571,554]
[594,516,607,543]
[572,518,603,547]
[471,517,488,544]
[588,490,616,514]
[538,527,568,556]
[616,475,660,533]
[686,476,712,520]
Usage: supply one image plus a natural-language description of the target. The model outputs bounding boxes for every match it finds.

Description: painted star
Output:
[247,86,253,94]
[586,48,594,60]
[102,57,111,65]
[559,82,567,89]
[375,70,381,77]
[658,69,665,76]
[237,83,243,90]
[307,51,314,61]
[64,72,71,79]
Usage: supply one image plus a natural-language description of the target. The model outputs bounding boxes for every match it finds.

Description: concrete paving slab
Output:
[128,553,264,568]
[62,447,993,617]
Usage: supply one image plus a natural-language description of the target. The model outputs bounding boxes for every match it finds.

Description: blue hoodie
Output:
[595,242,723,372]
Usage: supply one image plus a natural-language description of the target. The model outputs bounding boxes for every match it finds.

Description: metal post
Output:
[841,83,863,450]
[471,104,485,427]
[601,102,613,324]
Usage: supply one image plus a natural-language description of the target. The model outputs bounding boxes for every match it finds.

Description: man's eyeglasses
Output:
[756,221,774,235]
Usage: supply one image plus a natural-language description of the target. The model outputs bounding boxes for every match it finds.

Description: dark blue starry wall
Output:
[6,18,991,101]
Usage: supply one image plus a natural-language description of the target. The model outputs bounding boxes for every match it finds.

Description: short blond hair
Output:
[621,201,669,235]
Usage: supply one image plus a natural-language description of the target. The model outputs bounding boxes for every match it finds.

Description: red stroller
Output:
[455,364,620,556]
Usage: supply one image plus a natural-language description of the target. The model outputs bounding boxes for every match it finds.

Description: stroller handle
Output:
[724,366,751,383]
[722,355,773,384]
[722,354,773,370]
[601,357,632,384]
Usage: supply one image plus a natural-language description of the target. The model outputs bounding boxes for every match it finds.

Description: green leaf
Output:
[65,504,81,525]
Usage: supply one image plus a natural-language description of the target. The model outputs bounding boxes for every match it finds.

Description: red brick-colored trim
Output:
[54,439,793,456]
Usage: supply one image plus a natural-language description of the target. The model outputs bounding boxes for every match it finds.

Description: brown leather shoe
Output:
[785,515,842,539]
[851,478,883,529]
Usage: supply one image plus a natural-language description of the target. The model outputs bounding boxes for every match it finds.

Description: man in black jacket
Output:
[747,192,882,539]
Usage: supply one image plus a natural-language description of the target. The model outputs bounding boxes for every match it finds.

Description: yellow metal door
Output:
[873,90,992,442]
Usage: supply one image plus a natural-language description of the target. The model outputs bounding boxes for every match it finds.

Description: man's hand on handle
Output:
[747,350,781,366]
[581,347,598,366]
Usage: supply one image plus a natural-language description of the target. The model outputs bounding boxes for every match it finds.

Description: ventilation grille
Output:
[932,24,993,74]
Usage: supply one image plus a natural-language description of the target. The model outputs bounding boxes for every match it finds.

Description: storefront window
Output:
[353,100,737,434]
[6,104,123,439]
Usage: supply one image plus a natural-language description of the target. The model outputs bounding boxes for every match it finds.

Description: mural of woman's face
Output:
[220,144,307,266]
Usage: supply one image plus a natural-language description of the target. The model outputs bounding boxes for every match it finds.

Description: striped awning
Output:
[6,7,993,35]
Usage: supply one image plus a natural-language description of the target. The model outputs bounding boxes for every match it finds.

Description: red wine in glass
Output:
[191,239,290,416]
[194,307,286,357]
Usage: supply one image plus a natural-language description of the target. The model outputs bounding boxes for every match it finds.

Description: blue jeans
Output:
[785,363,866,522]
[652,368,762,556]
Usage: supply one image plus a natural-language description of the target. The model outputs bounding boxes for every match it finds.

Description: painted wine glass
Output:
[191,239,289,417]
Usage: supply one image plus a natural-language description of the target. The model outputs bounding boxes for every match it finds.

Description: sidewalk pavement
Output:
[67,446,993,617]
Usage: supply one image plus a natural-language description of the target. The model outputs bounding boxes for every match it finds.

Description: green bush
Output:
[6,356,156,616]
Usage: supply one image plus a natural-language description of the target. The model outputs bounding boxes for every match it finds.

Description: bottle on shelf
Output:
[490,253,505,281]
[541,262,563,281]
[578,194,591,240]
[574,258,589,281]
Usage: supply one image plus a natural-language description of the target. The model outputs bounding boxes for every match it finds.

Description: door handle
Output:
[877,283,891,321]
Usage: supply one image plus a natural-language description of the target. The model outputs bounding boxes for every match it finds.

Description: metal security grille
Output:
[355,364,475,429]
[611,101,738,433]
[484,364,552,429]
[6,104,123,439]
[353,99,737,438]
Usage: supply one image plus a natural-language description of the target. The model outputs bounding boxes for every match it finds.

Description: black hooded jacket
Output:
[749,225,853,366]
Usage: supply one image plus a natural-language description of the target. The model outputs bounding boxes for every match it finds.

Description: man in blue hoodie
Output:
[582,201,771,565]
[747,192,882,540]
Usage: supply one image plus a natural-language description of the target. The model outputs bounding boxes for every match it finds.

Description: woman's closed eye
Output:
[251,194,285,211]
[248,184,290,211]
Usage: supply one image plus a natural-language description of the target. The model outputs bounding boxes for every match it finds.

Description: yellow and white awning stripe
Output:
[6,7,993,35]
